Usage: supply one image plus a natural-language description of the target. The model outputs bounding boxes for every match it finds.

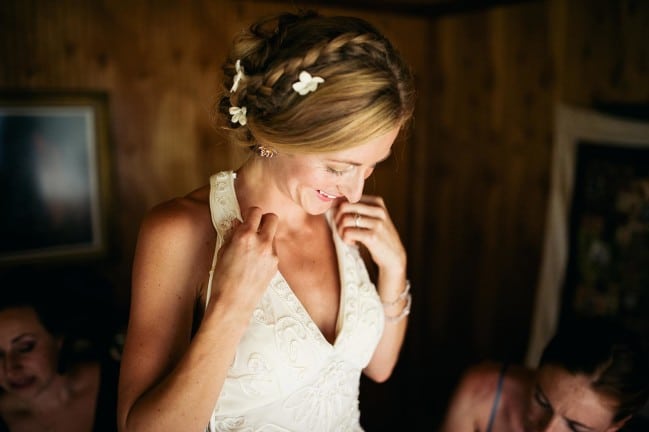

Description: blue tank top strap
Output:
[486,362,508,432]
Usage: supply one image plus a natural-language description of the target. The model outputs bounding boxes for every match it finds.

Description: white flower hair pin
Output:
[229,106,247,126]
[230,59,245,93]
[292,71,324,95]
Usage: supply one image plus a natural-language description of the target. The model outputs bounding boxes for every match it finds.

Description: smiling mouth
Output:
[9,376,36,391]
[317,190,338,199]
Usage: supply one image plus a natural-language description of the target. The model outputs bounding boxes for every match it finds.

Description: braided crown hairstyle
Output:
[217,10,415,154]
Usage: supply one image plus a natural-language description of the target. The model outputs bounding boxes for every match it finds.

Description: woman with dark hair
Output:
[0,268,121,432]
[441,318,649,432]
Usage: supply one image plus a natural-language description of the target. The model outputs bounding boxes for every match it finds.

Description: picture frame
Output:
[0,91,111,264]
[526,103,649,367]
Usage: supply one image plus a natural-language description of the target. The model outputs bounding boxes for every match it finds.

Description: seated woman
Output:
[0,268,121,432]
[440,317,649,432]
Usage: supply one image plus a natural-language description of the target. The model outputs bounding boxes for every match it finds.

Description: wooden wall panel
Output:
[1,0,648,430]
[418,1,553,362]
[402,0,649,428]
[557,0,649,104]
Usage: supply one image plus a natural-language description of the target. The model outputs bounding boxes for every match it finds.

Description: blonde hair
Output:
[216,10,415,154]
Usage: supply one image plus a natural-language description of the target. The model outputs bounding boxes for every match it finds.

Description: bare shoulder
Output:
[140,185,212,237]
[462,362,533,397]
[442,362,534,432]
[501,364,535,399]
[131,184,215,304]
[455,362,501,400]
[441,361,503,431]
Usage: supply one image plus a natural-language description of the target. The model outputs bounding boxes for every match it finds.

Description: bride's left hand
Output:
[333,195,406,279]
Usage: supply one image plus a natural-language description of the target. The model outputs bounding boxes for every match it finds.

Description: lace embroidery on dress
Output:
[205,171,383,432]
[206,171,241,308]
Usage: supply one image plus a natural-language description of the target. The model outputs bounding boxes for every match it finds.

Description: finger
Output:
[336,207,384,233]
[357,194,384,207]
[241,206,264,230]
[342,224,379,249]
[347,212,373,230]
[335,197,386,223]
[257,212,279,240]
[353,212,362,229]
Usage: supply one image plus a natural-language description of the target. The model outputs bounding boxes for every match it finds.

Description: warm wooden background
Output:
[1,0,648,429]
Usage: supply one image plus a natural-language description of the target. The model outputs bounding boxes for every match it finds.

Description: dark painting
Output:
[563,142,649,337]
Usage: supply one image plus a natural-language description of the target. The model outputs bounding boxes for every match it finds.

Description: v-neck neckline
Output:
[209,171,352,350]
[271,210,347,349]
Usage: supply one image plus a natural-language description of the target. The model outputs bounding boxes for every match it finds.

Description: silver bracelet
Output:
[384,293,412,323]
[381,279,411,307]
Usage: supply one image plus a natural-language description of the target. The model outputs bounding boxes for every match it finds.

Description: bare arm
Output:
[334,195,408,382]
[440,363,500,432]
[117,201,278,432]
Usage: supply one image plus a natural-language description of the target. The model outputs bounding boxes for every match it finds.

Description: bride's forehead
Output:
[322,132,397,161]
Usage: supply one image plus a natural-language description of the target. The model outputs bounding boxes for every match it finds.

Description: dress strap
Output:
[205,171,241,309]
[486,363,508,432]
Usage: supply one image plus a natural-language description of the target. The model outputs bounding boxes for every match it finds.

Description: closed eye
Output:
[326,167,347,176]
[567,420,594,432]
[17,341,36,354]
[326,165,354,176]
[534,386,551,410]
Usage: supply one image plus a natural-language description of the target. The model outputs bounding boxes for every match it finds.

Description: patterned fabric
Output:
[205,171,385,432]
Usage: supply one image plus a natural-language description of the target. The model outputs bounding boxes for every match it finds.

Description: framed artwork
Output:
[564,143,649,327]
[526,104,649,367]
[0,92,111,264]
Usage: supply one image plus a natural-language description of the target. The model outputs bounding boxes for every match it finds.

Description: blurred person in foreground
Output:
[0,267,121,432]
[441,317,649,432]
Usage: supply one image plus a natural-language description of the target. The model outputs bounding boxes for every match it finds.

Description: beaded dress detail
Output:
[205,171,384,432]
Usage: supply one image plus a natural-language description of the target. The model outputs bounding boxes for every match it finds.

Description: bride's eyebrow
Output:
[326,150,393,166]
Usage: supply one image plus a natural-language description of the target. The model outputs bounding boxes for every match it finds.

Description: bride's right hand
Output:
[210,206,279,312]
